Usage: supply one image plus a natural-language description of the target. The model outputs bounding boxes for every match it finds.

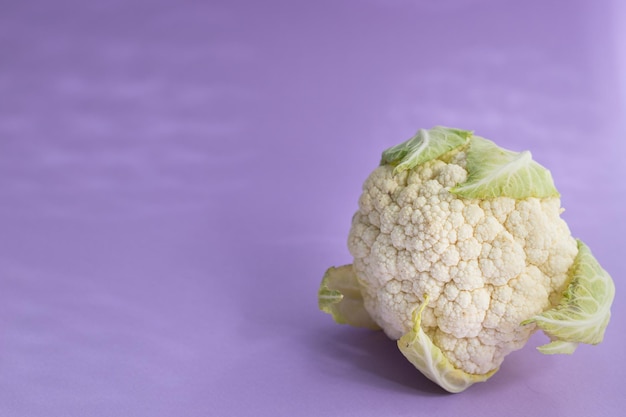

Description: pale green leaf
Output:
[451,136,559,199]
[380,126,472,174]
[397,295,497,393]
[318,265,380,330]
[522,240,615,354]
[536,340,579,355]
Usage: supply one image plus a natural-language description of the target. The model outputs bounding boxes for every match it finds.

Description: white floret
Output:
[348,153,578,375]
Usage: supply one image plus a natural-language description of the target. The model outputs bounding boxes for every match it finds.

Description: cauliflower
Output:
[318,127,615,393]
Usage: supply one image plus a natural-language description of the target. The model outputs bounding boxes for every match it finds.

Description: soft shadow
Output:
[230,239,449,396]
[311,325,449,396]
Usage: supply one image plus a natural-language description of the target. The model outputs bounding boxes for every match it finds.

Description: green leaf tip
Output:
[451,136,560,199]
[380,126,472,174]
[398,295,497,393]
[318,265,381,330]
[522,240,615,355]
[380,127,559,199]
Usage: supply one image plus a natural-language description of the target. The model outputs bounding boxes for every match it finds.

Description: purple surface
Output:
[0,0,624,415]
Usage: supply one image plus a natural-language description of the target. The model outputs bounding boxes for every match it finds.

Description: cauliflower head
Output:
[319,127,615,393]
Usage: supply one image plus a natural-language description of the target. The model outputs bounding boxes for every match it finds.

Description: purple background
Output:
[0,0,624,415]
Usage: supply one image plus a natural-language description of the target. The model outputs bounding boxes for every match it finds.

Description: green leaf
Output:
[451,136,559,199]
[522,240,615,354]
[318,265,380,330]
[380,126,472,174]
[535,340,579,355]
[397,295,497,393]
